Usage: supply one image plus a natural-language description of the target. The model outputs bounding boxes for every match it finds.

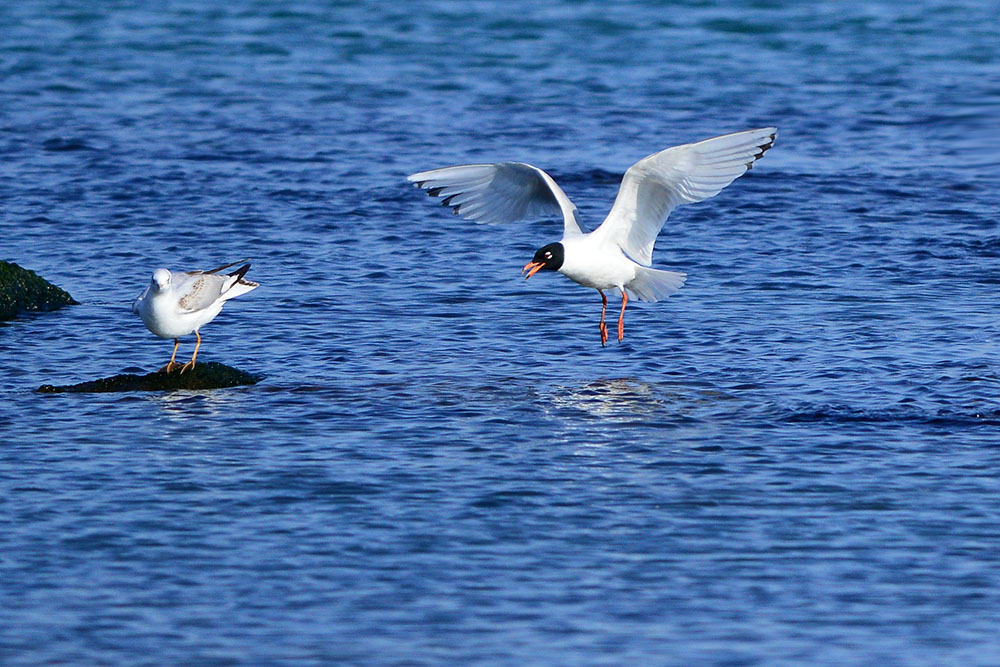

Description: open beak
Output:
[522,261,545,280]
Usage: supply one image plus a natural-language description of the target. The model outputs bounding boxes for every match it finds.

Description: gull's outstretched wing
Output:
[409,162,583,237]
[594,127,777,265]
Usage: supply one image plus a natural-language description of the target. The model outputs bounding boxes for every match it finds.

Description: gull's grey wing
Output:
[593,127,777,265]
[173,272,232,313]
[174,263,258,312]
[409,162,583,237]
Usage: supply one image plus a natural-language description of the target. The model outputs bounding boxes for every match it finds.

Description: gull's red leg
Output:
[617,289,628,342]
[598,289,608,346]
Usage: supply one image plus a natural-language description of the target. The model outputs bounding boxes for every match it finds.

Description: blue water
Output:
[3,1,1000,664]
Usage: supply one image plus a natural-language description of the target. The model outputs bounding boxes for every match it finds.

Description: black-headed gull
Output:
[409,127,776,345]
[132,259,259,373]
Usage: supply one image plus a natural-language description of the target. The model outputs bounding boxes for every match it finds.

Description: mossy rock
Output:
[38,362,262,393]
[0,260,78,321]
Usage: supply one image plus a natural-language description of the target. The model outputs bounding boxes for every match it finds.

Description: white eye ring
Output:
[544,252,552,259]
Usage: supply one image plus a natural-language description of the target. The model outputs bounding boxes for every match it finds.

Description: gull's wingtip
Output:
[745,127,778,168]
[230,263,252,281]
[753,126,778,144]
[407,169,436,185]
[203,258,251,275]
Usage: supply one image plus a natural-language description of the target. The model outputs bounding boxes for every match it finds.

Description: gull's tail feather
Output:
[626,266,686,303]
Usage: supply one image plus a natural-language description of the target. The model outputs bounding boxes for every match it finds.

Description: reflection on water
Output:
[547,377,739,421]
[548,378,664,418]
[151,386,252,419]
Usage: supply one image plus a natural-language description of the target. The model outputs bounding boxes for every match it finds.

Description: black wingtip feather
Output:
[229,263,252,282]
[203,258,251,275]
[746,132,777,169]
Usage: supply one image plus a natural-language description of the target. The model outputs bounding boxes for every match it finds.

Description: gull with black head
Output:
[409,127,776,345]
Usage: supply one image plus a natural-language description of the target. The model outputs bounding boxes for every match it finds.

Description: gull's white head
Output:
[151,268,171,290]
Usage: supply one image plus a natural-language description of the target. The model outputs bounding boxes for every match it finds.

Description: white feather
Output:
[409,162,583,237]
[593,127,777,266]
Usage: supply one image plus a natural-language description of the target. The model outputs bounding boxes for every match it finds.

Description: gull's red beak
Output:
[522,261,545,280]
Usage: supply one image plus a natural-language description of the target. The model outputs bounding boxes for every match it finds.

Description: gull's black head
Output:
[522,242,564,279]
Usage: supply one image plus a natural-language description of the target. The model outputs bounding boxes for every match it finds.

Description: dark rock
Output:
[37,362,262,393]
[0,260,78,321]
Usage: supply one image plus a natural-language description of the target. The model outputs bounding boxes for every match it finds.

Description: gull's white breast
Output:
[558,235,638,290]
[138,288,223,339]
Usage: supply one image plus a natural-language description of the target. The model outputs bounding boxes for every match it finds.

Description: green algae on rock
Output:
[0,260,78,321]
[37,362,262,393]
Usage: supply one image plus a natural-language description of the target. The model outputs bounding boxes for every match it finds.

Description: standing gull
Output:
[409,127,776,345]
[132,259,259,373]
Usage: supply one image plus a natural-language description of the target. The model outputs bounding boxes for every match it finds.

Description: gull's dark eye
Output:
[544,251,552,260]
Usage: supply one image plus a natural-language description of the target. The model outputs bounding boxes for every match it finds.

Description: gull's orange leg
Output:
[179,331,202,374]
[617,289,628,342]
[159,338,182,373]
[598,289,609,346]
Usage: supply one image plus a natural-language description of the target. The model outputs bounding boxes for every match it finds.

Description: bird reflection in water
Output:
[548,378,666,418]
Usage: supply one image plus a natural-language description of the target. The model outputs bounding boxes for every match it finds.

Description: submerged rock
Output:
[0,260,78,321]
[37,362,262,393]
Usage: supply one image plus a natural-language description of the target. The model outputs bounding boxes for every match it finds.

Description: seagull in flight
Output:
[132,259,259,373]
[409,127,776,345]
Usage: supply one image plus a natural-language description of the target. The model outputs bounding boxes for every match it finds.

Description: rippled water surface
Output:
[3,1,1000,664]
